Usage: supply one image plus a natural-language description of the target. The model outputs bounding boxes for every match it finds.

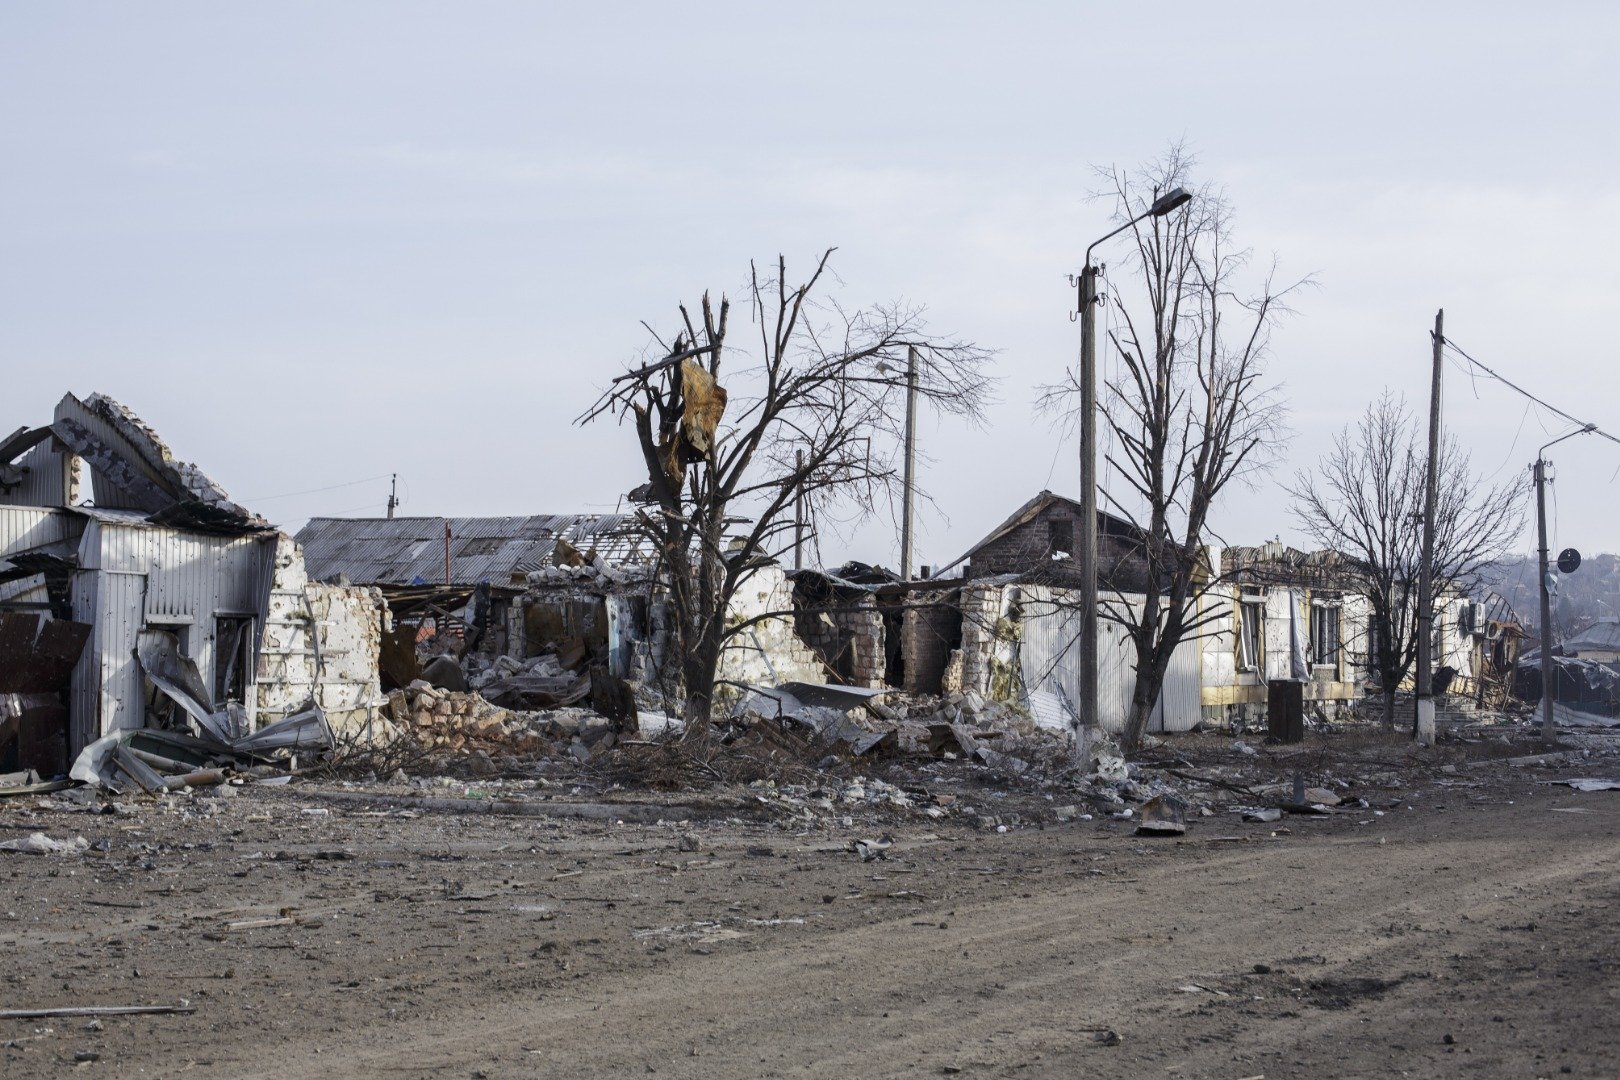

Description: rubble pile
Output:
[463,652,591,710]
[389,682,622,764]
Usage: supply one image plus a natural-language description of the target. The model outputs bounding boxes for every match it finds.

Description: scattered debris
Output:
[0,831,89,856]
[0,1004,195,1020]
[1136,794,1188,836]
[1551,778,1620,792]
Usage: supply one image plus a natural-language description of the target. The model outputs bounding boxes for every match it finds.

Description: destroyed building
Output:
[295,513,823,706]
[0,393,385,775]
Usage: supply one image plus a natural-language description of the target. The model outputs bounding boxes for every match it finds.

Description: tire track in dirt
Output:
[222,805,1620,1079]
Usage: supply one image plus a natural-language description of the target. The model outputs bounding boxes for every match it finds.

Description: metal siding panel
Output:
[0,506,79,556]
[96,571,147,738]
[1154,633,1204,733]
[0,442,74,508]
[69,569,100,752]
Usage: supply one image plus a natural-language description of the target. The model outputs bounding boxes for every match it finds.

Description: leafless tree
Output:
[1288,392,1525,727]
[581,250,993,738]
[1043,147,1301,751]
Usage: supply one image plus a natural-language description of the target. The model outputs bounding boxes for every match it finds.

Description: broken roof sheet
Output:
[1559,619,1620,655]
[50,393,267,534]
[295,514,656,586]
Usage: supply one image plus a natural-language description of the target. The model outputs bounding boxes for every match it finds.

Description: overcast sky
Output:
[4,2,1618,582]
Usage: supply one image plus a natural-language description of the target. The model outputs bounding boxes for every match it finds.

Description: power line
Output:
[244,473,393,502]
[1441,338,1620,452]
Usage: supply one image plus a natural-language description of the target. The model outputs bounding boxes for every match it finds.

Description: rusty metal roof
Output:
[295,515,654,586]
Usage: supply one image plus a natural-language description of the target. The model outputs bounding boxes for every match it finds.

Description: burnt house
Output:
[956,491,1149,591]
[1,393,385,769]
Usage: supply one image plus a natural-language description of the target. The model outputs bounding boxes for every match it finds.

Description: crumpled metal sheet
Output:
[136,630,243,744]
[0,612,91,695]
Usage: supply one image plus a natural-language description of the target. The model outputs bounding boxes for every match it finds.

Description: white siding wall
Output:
[66,518,280,751]
[1016,586,1204,733]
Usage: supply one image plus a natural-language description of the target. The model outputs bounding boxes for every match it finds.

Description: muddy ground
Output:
[3,726,1618,1079]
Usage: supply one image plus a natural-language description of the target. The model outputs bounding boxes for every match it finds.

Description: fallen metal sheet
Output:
[136,629,238,743]
[771,682,890,710]
[1550,778,1620,792]
[232,706,333,753]
[0,612,91,695]
[1551,701,1620,729]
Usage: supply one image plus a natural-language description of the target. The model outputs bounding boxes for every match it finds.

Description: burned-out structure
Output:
[296,514,661,685]
[0,393,385,772]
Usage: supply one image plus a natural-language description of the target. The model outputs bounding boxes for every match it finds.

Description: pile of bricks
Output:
[385,682,624,762]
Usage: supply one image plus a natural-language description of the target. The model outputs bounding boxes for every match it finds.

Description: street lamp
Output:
[1075,186,1191,755]
[1534,422,1596,741]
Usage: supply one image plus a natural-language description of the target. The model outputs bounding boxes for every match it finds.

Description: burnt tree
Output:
[582,250,992,737]
[1288,392,1524,727]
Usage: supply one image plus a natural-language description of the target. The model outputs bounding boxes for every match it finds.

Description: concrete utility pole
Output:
[387,473,398,519]
[1414,310,1443,747]
[1535,456,1555,741]
[899,346,919,581]
[1077,259,1101,759]
[1076,186,1192,759]
[1532,422,1596,741]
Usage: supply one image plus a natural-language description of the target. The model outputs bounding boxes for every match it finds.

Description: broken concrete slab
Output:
[1136,794,1188,836]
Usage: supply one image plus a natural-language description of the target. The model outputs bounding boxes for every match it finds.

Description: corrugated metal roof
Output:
[295,515,655,586]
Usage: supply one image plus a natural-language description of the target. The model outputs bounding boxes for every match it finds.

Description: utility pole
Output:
[793,449,805,571]
[386,473,398,519]
[1074,186,1189,760]
[1077,261,1100,760]
[1530,421,1595,740]
[443,521,452,586]
[1535,457,1555,741]
[1414,309,1443,746]
[900,345,919,581]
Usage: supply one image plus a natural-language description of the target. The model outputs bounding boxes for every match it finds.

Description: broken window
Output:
[1310,602,1341,670]
[1237,597,1264,672]
[1047,518,1074,556]
[215,615,254,704]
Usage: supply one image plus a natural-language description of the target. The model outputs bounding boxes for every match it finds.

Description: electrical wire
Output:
[245,473,393,502]
[1442,338,1620,452]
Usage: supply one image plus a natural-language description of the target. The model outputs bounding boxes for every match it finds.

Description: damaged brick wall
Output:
[901,589,961,694]
[716,565,827,696]
[256,536,387,739]
[956,583,1021,702]
[834,599,886,690]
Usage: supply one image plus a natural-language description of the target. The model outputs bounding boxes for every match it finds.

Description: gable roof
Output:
[938,490,1142,576]
[295,514,654,587]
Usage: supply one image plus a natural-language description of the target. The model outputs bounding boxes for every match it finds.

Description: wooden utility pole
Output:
[1414,309,1443,746]
[386,473,398,518]
[443,521,453,585]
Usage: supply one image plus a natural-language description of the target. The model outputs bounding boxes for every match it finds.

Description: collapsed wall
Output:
[716,565,827,693]
[256,536,387,738]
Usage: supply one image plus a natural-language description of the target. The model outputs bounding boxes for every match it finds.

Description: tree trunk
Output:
[1381,687,1396,730]
[1121,696,1156,751]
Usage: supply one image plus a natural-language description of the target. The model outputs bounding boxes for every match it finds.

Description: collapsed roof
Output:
[49,393,267,533]
[295,514,657,587]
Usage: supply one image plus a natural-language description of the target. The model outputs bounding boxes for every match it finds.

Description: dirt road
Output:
[3,770,1617,1078]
